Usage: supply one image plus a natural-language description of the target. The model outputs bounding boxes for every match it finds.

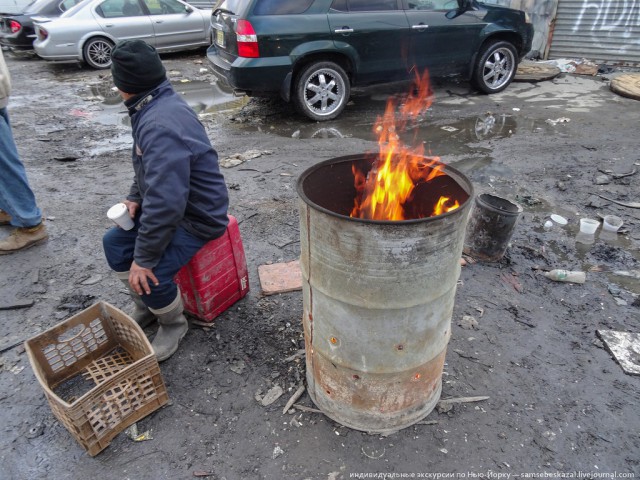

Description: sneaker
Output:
[0,223,48,255]
[0,210,11,225]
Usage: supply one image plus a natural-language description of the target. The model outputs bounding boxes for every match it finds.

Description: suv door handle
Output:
[412,24,429,29]
[334,27,353,33]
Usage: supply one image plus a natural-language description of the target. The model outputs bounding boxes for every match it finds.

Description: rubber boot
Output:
[117,272,156,329]
[149,292,189,362]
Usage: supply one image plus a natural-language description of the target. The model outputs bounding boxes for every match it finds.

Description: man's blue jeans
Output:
[0,107,42,227]
[103,220,206,309]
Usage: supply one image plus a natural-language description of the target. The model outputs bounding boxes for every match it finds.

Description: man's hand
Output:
[123,200,140,219]
[129,261,159,295]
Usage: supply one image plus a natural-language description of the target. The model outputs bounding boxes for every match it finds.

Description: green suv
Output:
[207,0,533,121]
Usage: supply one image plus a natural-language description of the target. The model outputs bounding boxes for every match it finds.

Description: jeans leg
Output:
[103,225,138,272]
[143,227,206,309]
[0,108,42,227]
[104,222,206,310]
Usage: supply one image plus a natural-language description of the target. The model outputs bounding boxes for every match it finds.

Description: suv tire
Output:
[83,37,114,69]
[293,61,350,122]
[471,40,517,94]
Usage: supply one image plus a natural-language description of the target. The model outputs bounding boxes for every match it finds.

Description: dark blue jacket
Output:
[125,80,229,269]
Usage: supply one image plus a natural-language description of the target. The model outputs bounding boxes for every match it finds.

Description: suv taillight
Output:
[236,19,258,58]
[10,20,21,33]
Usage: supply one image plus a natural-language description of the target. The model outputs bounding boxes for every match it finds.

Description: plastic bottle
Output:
[543,269,586,284]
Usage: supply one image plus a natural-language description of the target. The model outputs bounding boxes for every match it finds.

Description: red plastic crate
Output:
[175,215,249,323]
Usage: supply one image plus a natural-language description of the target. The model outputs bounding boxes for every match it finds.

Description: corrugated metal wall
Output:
[548,0,640,65]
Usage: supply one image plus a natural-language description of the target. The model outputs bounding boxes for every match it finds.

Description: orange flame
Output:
[350,70,460,221]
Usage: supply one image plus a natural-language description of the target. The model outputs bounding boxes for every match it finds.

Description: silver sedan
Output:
[33,0,211,69]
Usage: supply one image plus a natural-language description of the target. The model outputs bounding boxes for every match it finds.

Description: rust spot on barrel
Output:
[312,349,446,414]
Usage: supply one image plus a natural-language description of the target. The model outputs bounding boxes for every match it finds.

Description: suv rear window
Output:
[212,0,243,13]
[253,0,314,15]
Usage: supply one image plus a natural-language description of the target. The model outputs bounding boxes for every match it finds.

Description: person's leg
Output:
[0,108,42,227]
[142,227,207,361]
[105,222,207,360]
[103,223,156,327]
[139,227,207,309]
[102,224,138,273]
[0,108,48,254]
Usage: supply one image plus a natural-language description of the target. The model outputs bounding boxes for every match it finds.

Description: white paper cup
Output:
[107,203,134,230]
[602,215,623,232]
[579,218,599,235]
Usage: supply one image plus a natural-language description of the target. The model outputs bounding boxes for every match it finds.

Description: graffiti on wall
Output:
[573,0,640,45]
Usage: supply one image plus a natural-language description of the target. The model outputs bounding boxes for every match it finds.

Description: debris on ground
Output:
[594,174,612,185]
[614,270,640,279]
[272,445,284,459]
[284,349,305,362]
[596,330,640,375]
[78,274,102,286]
[258,260,302,295]
[260,385,284,406]
[545,117,571,126]
[598,166,637,179]
[438,396,490,405]
[550,214,568,225]
[514,61,561,82]
[543,269,586,284]
[293,404,322,414]
[192,471,213,477]
[0,299,34,310]
[594,193,640,208]
[457,315,478,330]
[229,359,246,375]
[282,384,305,414]
[361,445,385,459]
[610,73,640,101]
[24,421,45,439]
[537,58,599,75]
[219,149,274,168]
[516,194,542,206]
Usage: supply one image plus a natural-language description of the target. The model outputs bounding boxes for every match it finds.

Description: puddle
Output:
[87,134,132,156]
[80,78,249,127]
[251,110,519,146]
[606,271,640,295]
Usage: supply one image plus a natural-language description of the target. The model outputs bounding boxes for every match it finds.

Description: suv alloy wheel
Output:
[293,61,351,122]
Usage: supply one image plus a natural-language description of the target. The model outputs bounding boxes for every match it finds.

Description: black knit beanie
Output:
[111,40,166,94]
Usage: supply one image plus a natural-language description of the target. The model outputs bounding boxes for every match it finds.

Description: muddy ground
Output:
[0,49,639,480]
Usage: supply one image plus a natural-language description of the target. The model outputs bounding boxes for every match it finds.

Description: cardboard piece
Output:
[597,330,640,376]
[258,260,302,295]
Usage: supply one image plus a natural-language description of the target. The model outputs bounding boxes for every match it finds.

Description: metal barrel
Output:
[297,154,474,433]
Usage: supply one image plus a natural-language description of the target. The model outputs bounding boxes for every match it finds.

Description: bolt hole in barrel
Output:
[298,73,474,434]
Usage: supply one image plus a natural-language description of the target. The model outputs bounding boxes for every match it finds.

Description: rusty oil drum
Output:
[297,155,474,433]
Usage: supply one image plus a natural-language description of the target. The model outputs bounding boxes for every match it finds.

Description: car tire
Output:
[83,37,115,70]
[293,61,350,122]
[471,40,518,94]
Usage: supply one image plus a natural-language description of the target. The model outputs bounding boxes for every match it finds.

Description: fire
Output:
[433,196,460,216]
[350,70,460,221]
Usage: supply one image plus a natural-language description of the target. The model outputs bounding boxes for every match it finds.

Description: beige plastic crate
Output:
[25,302,169,456]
